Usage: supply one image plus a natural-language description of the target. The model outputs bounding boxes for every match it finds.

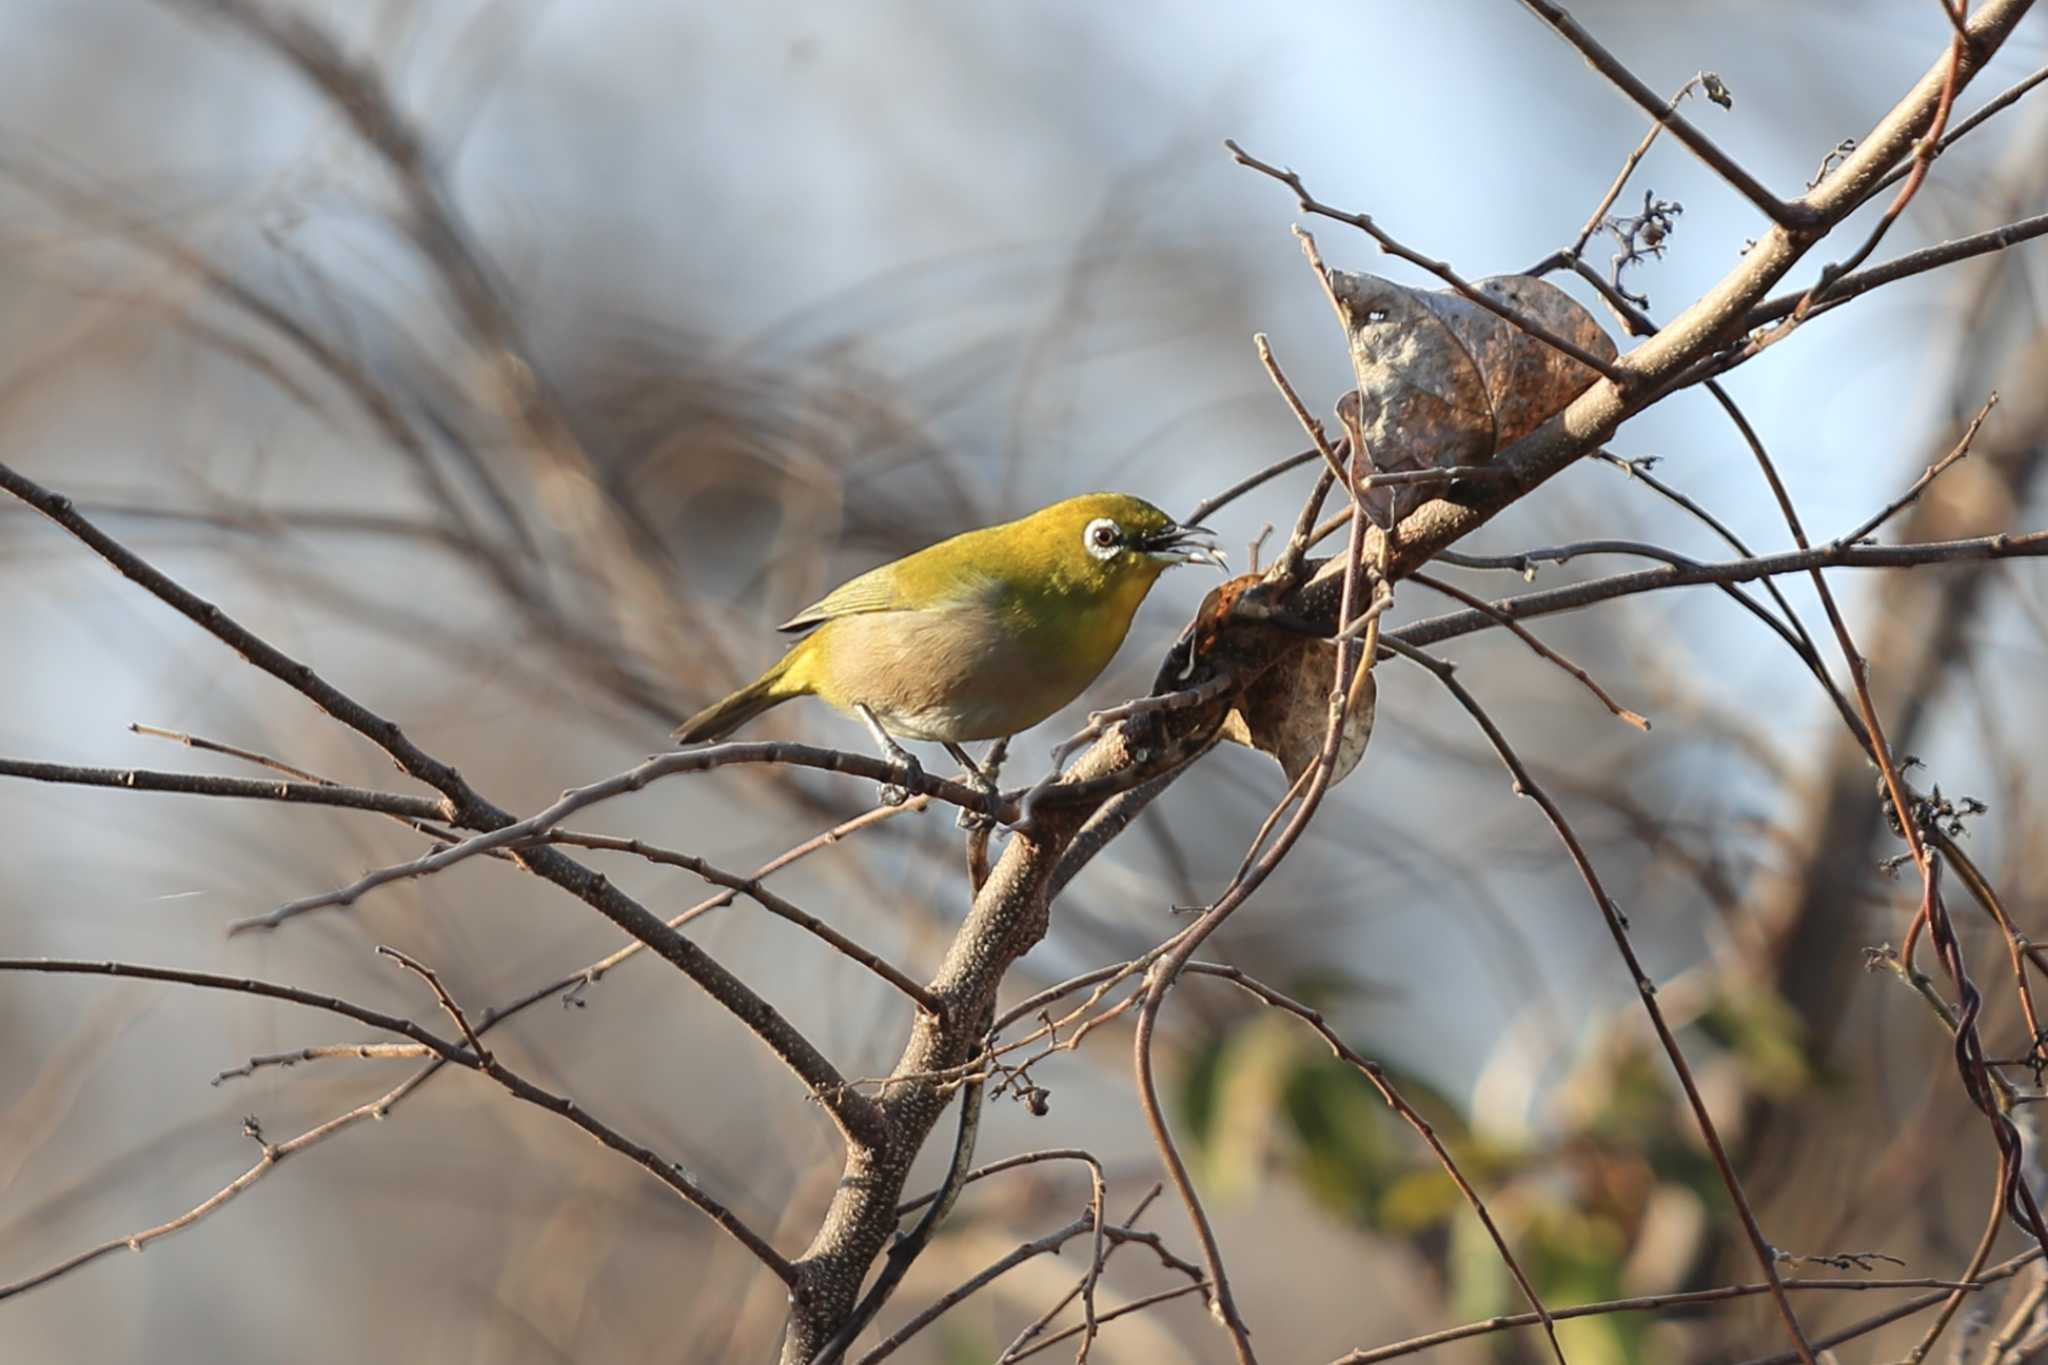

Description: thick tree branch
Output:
[1330,0,2027,603]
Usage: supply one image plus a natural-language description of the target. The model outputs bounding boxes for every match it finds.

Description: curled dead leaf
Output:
[1222,641,1375,787]
[1186,574,1263,668]
[1329,271,1617,522]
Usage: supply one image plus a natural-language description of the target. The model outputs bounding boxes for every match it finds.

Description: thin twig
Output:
[1002,1281,1213,1363]
[209,1042,422,1085]
[1409,569,1649,729]
[1515,1,1803,227]
[1226,140,1628,382]
[0,757,451,821]
[1872,60,2048,200]
[538,831,943,1016]
[1743,211,2048,333]
[232,739,1001,932]
[851,1210,1142,1365]
[1129,436,1385,1365]
[1792,5,1972,317]
[995,1186,1170,1364]
[1840,393,1999,545]
[1183,446,1322,527]
[1255,333,1348,485]
[1586,439,1826,667]
[1384,641,1820,1365]
[1706,385,1937,972]
[126,721,496,852]
[0,957,797,1287]
[0,456,886,1150]
[1569,72,1729,259]
[1391,531,2048,650]
[376,946,492,1063]
[1186,963,1566,1364]
[1337,1259,2035,1364]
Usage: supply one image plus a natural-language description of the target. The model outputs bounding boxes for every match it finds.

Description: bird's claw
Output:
[953,765,1000,831]
[878,756,922,809]
[946,740,1004,832]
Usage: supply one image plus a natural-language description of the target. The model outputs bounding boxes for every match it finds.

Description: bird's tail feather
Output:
[672,660,802,744]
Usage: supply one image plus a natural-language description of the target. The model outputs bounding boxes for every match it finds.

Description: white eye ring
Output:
[1083,517,1122,560]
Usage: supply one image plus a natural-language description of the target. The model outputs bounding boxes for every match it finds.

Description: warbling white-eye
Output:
[672,492,1224,820]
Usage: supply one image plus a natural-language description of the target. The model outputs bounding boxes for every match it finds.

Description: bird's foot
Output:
[945,741,1004,831]
[954,778,997,832]
[878,754,923,808]
[856,704,924,809]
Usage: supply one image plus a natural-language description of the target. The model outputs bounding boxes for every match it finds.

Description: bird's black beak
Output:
[1142,522,1228,571]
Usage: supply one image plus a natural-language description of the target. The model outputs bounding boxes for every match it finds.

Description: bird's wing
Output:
[778,524,1008,633]
[777,562,915,633]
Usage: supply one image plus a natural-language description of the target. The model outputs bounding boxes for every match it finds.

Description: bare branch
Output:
[1841,392,2000,545]
[0,958,469,1061]
[1867,61,2048,199]
[1384,642,1820,1364]
[1706,382,1939,980]
[1393,532,2048,650]
[1342,0,2034,607]
[233,741,1007,933]
[375,946,491,1063]
[1226,140,1629,382]
[997,1185,1166,1364]
[539,832,945,1017]
[851,1206,1181,1365]
[1408,569,1650,729]
[209,1042,421,1085]
[0,957,799,1288]
[0,458,886,1149]
[1183,445,1322,527]
[1186,963,1566,1364]
[1744,210,2048,333]
[1255,333,1348,484]
[1789,12,1972,315]
[1569,72,1731,258]
[1002,1281,1212,1363]
[1517,2,1802,225]
[0,757,452,821]
[1338,1254,2037,1364]
[1018,678,1234,830]
[1127,435,1393,1364]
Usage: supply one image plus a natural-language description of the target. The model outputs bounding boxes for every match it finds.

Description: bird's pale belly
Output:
[798,605,1119,743]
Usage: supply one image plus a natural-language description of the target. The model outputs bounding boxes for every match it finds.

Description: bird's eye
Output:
[1083,518,1121,560]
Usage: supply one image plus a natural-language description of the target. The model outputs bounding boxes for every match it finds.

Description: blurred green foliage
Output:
[1177,973,1814,1360]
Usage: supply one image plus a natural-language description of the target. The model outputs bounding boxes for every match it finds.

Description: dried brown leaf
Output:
[1222,642,1375,786]
[1330,271,1617,521]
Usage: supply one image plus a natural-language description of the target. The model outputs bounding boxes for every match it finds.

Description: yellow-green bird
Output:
[672,492,1223,819]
